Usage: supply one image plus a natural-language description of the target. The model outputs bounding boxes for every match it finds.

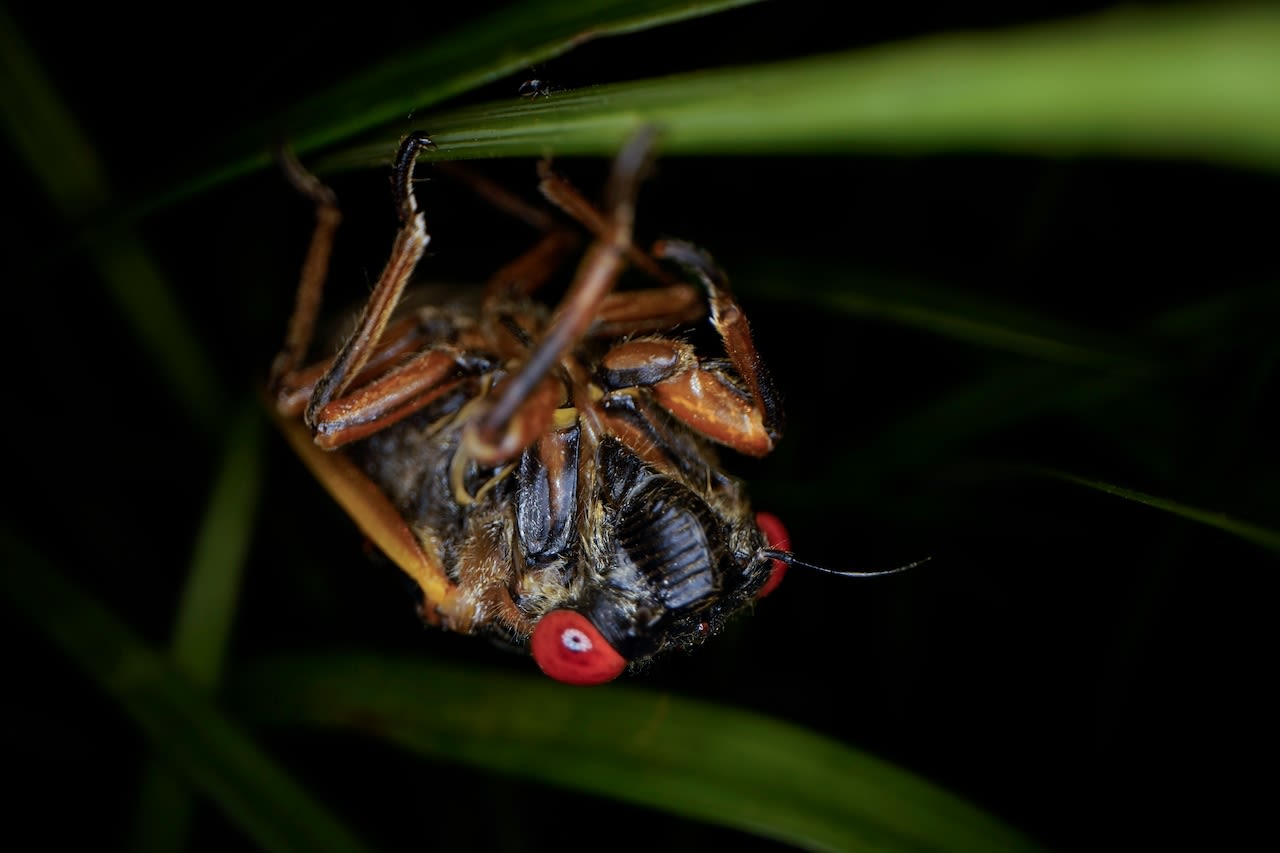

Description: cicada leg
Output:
[459,126,665,467]
[648,238,784,456]
[272,139,639,449]
[269,133,436,429]
[537,158,784,457]
[267,134,463,616]
[273,313,453,417]
[537,156,706,336]
[271,134,489,451]
[454,153,703,339]
[301,133,436,431]
[268,146,342,396]
[431,160,582,309]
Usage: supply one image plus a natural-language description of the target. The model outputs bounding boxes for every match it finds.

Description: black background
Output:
[3,2,1275,851]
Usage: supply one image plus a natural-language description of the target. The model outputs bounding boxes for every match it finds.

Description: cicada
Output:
[269,127,797,685]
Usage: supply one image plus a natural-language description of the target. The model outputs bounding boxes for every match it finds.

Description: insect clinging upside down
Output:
[269,127,808,685]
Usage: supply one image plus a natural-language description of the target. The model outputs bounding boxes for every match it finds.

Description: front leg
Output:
[267,133,463,622]
[598,241,783,458]
[270,132,436,432]
[269,145,341,396]
[460,126,661,467]
[302,133,436,430]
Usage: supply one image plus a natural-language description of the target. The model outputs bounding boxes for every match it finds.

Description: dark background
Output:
[4,2,1274,851]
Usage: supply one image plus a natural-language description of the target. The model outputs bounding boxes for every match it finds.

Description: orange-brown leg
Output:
[268,135,477,622]
[269,146,342,397]
[460,126,662,467]
[432,160,585,310]
[267,133,437,422]
[655,238,783,451]
[307,349,491,449]
[594,284,704,337]
[442,139,707,339]
[289,228,591,450]
[271,132,507,452]
[537,155,693,291]
[303,133,437,430]
[481,228,582,307]
[597,241,783,458]
[535,156,709,335]
[274,313,448,416]
[273,133,608,453]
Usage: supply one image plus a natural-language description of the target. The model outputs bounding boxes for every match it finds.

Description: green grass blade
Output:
[0,532,377,853]
[321,3,1280,172]
[129,768,197,853]
[233,652,1043,852]
[169,402,265,690]
[808,365,1137,488]
[739,260,1152,371]
[0,5,107,213]
[157,0,765,206]
[130,400,265,853]
[0,5,222,427]
[771,282,1278,497]
[1020,467,1280,553]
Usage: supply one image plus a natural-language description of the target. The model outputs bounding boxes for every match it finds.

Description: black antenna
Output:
[760,550,931,578]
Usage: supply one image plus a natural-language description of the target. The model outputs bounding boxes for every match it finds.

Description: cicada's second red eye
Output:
[754,511,790,599]
[530,610,627,685]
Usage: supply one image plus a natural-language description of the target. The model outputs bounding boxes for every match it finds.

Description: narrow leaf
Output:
[739,261,1151,370]
[156,0,767,207]
[0,532,376,853]
[0,6,222,426]
[234,652,1043,852]
[131,401,265,853]
[169,402,265,689]
[1021,467,1280,553]
[320,4,1280,172]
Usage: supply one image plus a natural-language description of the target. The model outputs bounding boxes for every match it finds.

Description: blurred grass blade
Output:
[0,532,376,853]
[159,0,766,206]
[233,653,1043,852]
[0,5,222,427]
[323,3,1280,172]
[740,260,1152,370]
[131,401,265,853]
[168,402,265,690]
[1023,468,1280,553]
[768,280,1280,491]
[805,365,1138,496]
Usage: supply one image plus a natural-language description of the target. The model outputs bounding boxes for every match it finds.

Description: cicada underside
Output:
[269,127,795,685]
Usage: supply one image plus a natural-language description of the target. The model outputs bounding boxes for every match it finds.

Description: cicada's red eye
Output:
[530,610,627,685]
[754,511,790,598]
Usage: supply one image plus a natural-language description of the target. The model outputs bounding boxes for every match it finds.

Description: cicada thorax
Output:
[345,300,774,677]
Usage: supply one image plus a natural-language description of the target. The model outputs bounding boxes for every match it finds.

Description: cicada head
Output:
[528,465,791,686]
